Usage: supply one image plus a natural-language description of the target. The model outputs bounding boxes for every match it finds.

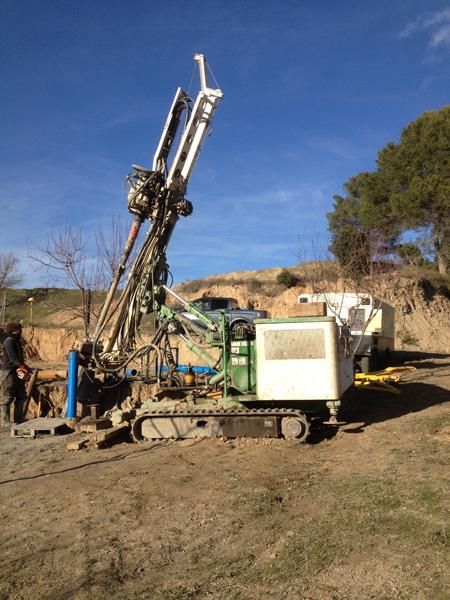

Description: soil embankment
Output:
[24,272,450,363]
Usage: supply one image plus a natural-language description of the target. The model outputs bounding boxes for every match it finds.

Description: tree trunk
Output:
[434,230,448,276]
[81,287,89,337]
[437,252,447,276]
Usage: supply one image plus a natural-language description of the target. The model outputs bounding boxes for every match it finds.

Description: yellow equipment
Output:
[355,366,416,394]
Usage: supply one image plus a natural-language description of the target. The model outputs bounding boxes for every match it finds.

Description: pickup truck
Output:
[180,296,269,332]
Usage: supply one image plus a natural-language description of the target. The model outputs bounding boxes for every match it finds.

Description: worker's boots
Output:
[13,401,23,425]
[0,404,11,428]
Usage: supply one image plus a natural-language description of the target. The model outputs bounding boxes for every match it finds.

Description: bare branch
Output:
[27,221,130,334]
[27,226,96,335]
[96,217,125,281]
[0,253,23,289]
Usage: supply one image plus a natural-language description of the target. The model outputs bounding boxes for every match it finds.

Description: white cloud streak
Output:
[399,7,450,49]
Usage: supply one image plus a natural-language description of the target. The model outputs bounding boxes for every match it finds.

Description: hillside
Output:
[1,287,104,327]
[176,266,450,354]
[4,263,450,362]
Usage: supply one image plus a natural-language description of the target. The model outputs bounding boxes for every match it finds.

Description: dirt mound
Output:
[376,277,450,353]
[23,327,81,363]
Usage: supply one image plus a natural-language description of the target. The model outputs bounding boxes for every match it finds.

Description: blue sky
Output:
[1,0,449,288]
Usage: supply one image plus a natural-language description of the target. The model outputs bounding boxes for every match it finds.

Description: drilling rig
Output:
[78,54,354,442]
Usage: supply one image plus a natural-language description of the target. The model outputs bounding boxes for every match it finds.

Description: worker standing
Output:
[0,322,31,427]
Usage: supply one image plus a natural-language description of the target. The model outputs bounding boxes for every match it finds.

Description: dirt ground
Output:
[1,352,449,600]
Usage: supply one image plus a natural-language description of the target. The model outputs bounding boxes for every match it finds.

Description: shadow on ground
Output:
[341,378,450,435]
[391,350,450,369]
[311,352,450,441]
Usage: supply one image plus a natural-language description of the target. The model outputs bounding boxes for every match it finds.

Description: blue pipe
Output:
[125,364,217,380]
[159,364,217,375]
[67,350,79,419]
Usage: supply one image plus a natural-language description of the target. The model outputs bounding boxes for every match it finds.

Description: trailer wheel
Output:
[281,415,309,442]
[361,352,378,373]
[360,356,371,374]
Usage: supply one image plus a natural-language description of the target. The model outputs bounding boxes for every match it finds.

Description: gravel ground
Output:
[0,353,449,600]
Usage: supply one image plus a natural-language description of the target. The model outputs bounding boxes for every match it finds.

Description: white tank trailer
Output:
[297,293,395,373]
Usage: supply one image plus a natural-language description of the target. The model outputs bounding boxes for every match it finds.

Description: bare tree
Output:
[27,220,133,334]
[95,216,132,289]
[27,227,100,336]
[295,235,385,359]
[0,252,23,289]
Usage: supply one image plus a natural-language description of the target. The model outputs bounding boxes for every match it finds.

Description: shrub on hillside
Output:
[397,243,425,266]
[178,276,230,296]
[178,279,205,295]
[276,269,298,289]
[246,278,262,293]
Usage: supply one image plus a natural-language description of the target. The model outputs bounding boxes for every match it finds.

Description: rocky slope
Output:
[22,266,450,363]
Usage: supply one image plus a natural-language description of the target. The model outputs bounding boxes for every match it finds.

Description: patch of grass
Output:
[2,287,95,325]
[396,264,450,299]
[253,476,449,587]
[401,332,419,346]
[417,486,443,508]
[177,279,207,295]
[161,584,202,600]
[272,527,341,578]
[178,276,230,295]
[234,486,285,517]
[375,511,428,539]
[246,278,262,293]
[325,475,446,538]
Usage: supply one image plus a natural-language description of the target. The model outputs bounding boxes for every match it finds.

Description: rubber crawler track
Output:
[131,407,309,442]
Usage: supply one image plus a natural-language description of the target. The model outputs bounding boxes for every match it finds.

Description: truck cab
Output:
[181,296,269,332]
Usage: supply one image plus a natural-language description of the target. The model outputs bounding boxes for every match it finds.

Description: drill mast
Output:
[93,55,223,373]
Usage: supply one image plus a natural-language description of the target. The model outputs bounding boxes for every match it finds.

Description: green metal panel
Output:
[229,339,257,392]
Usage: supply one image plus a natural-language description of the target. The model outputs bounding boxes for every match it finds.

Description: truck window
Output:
[193,299,208,310]
[210,299,231,310]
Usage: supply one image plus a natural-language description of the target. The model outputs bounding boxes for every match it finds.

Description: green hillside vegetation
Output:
[1,288,105,328]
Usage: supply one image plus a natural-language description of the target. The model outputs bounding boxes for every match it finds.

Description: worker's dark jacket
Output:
[1,336,24,370]
[0,335,25,407]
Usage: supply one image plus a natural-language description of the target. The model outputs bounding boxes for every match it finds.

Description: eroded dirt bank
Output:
[0,355,449,600]
[23,273,450,365]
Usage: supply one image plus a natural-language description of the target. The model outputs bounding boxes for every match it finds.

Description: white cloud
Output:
[430,23,450,47]
[399,7,450,50]
[423,8,450,27]
[307,136,357,162]
[398,19,420,40]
